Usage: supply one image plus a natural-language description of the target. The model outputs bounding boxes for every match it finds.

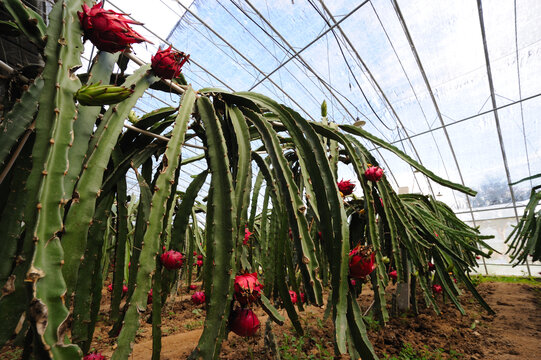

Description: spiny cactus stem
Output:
[0,120,34,184]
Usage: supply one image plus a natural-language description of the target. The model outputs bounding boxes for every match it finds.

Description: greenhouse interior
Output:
[0,0,539,359]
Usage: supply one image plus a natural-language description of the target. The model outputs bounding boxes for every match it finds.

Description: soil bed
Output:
[2,281,539,359]
[95,281,541,359]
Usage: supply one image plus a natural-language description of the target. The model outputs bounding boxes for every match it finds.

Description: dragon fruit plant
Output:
[0,1,496,359]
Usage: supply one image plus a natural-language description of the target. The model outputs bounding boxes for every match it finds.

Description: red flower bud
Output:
[78,2,150,53]
[151,46,189,80]
[364,166,384,182]
[337,179,355,196]
[428,262,436,272]
[300,292,306,304]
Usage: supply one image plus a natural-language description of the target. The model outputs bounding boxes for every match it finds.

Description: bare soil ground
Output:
[2,281,539,359]
[92,281,541,359]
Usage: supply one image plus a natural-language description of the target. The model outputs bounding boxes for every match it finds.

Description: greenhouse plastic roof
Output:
[97,0,541,231]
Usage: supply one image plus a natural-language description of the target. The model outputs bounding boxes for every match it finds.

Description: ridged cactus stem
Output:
[64,51,119,197]
[72,192,114,354]
[0,0,47,48]
[24,1,88,357]
[112,87,196,360]
[62,66,158,300]
[110,172,128,324]
[0,139,33,348]
[152,259,163,360]
[125,162,152,303]
[188,96,236,359]
[0,78,43,169]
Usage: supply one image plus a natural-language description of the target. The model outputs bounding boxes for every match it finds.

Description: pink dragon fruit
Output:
[348,244,376,280]
[337,179,355,196]
[160,250,184,270]
[192,291,205,305]
[364,165,384,182]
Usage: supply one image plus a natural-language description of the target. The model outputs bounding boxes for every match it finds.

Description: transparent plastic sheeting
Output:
[95,0,541,275]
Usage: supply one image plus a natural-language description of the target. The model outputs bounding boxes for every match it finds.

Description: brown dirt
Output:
[1,281,539,359]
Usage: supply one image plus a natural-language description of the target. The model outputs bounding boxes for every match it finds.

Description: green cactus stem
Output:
[62,65,158,300]
[71,192,114,354]
[0,0,46,48]
[112,87,196,360]
[188,96,236,360]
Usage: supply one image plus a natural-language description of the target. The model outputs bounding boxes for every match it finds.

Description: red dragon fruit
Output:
[107,284,127,295]
[234,273,263,306]
[160,250,184,270]
[432,284,443,294]
[389,270,397,280]
[83,352,106,360]
[428,262,436,272]
[348,244,376,280]
[196,259,203,267]
[78,2,150,53]
[300,292,306,304]
[337,179,355,196]
[289,290,298,304]
[147,289,153,304]
[151,46,190,80]
[364,165,384,182]
[192,291,205,305]
[197,254,203,260]
[229,308,260,337]
[188,284,198,291]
